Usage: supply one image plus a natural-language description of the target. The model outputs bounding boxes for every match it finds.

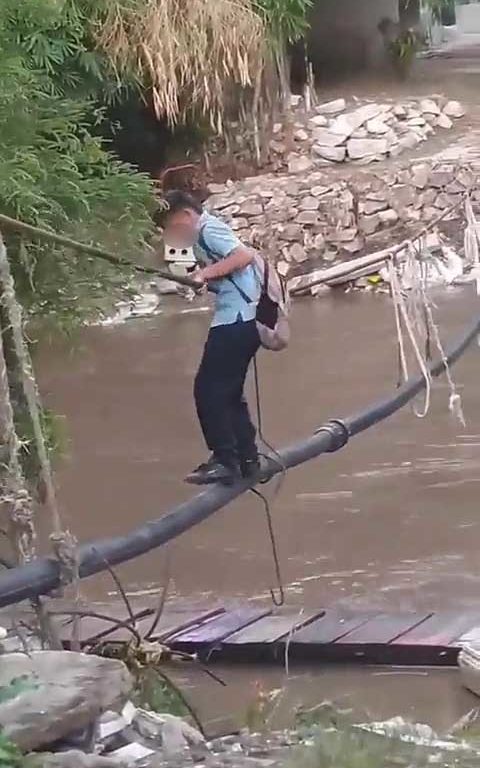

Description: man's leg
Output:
[230,321,261,476]
[188,324,242,484]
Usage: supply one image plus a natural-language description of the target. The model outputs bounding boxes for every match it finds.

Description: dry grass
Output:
[94,0,266,127]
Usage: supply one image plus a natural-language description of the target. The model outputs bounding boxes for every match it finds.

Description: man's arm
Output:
[197,246,254,282]
[195,217,254,283]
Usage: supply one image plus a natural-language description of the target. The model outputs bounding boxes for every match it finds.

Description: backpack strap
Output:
[198,224,254,305]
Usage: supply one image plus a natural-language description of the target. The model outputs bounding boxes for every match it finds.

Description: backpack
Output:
[198,228,290,352]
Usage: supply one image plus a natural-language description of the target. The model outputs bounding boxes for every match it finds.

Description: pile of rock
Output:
[206,160,478,279]
[272,96,465,167]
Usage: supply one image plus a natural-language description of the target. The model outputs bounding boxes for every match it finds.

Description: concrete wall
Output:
[456,2,480,33]
[307,0,399,75]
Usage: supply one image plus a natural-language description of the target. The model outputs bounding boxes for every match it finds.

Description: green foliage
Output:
[0,0,156,327]
[0,732,23,768]
[134,669,189,718]
[254,0,313,45]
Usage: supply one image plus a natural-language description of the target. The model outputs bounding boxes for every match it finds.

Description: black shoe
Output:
[185,459,240,486]
[240,457,261,480]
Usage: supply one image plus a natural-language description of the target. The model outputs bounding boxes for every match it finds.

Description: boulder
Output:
[310,128,346,147]
[0,652,132,752]
[315,98,346,115]
[132,709,205,755]
[359,214,380,235]
[398,132,421,151]
[411,165,430,189]
[296,211,319,225]
[289,243,308,263]
[281,223,302,241]
[420,98,440,116]
[294,128,309,141]
[393,104,407,119]
[443,100,465,118]
[329,103,385,137]
[309,114,329,127]
[299,196,320,211]
[347,138,388,159]
[379,208,399,225]
[287,155,313,174]
[230,217,248,230]
[312,145,346,162]
[360,198,388,215]
[239,201,263,216]
[366,119,389,135]
[436,113,453,130]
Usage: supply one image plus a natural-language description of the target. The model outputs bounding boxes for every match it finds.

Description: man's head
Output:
[160,190,204,244]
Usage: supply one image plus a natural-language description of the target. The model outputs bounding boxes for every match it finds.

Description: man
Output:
[162,190,261,485]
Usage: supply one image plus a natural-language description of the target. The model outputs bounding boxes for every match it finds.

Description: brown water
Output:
[36,287,480,731]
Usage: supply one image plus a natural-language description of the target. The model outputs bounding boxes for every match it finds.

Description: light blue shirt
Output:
[196,212,259,328]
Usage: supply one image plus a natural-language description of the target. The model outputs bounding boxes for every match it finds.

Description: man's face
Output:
[164,208,199,245]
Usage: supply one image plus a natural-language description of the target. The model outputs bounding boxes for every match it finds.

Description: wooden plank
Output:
[170,606,271,649]
[291,610,375,645]
[225,611,324,645]
[394,611,480,647]
[335,613,432,645]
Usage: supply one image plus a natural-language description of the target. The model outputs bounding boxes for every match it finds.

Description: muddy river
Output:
[35,286,480,733]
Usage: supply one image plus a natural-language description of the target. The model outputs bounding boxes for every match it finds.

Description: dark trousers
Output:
[194,319,260,466]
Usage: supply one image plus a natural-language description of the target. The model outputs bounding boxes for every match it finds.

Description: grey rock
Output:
[393,104,407,119]
[342,237,363,254]
[347,138,388,159]
[398,132,421,151]
[133,710,205,756]
[351,128,368,139]
[315,98,346,115]
[359,214,380,235]
[312,144,346,162]
[207,183,227,194]
[299,196,320,211]
[312,233,326,251]
[0,652,132,752]
[230,217,249,230]
[308,114,329,127]
[287,155,313,174]
[379,208,399,224]
[289,243,308,263]
[420,98,440,116]
[411,164,430,189]
[329,103,385,138]
[443,100,465,118]
[407,117,426,127]
[277,260,290,277]
[366,119,389,135]
[359,199,388,215]
[240,201,263,216]
[270,140,287,155]
[430,171,454,188]
[436,113,453,130]
[310,128,346,147]
[294,128,309,142]
[434,192,452,209]
[23,752,123,768]
[296,210,319,225]
[311,185,330,197]
[281,223,303,241]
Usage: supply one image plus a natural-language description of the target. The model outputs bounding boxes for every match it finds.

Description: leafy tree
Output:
[0,0,156,326]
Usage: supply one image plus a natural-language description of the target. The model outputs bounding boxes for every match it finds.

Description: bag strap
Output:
[198,224,254,304]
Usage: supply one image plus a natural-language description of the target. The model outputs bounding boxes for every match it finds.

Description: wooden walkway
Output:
[35,600,480,667]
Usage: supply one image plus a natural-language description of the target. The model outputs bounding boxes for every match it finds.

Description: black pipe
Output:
[0,314,479,608]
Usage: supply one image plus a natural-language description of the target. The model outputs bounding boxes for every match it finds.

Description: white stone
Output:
[311,185,330,196]
[436,113,453,129]
[313,233,326,251]
[420,98,440,116]
[443,100,465,118]
[360,214,380,235]
[299,196,320,211]
[347,137,388,159]
[379,208,399,224]
[309,114,328,127]
[287,155,313,174]
[311,128,346,146]
[207,182,227,194]
[407,117,426,127]
[360,198,388,215]
[394,104,407,118]
[329,103,386,137]
[277,260,290,277]
[351,128,368,139]
[366,119,389,135]
[312,144,346,162]
[290,94,303,107]
[315,98,346,115]
[294,128,309,141]
[297,210,319,225]
[398,132,421,151]
[0,652,132,752]
[289,242,308,263]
